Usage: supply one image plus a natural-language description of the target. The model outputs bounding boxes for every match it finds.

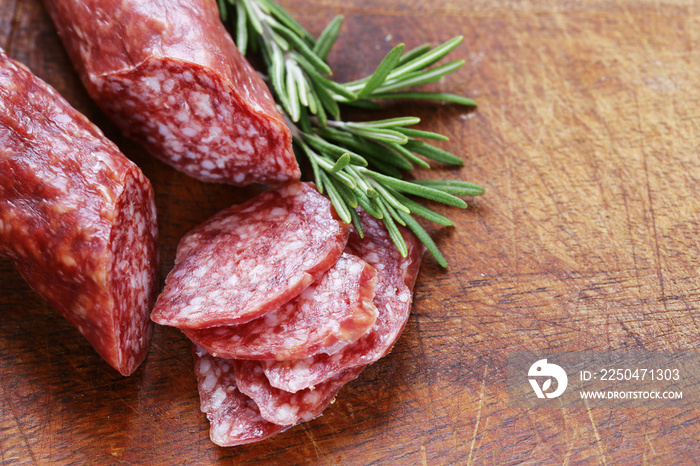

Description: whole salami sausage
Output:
[43,0,299,186]
[0,49,159,376]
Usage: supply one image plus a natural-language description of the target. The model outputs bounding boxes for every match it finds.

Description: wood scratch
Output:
[561,420,578,466]
[533,102,554,147]
[466,365,488,466]
[474,416,490,459]
[635,88,681,344]
[304,428,324,461]
[0,379,37,464]
[583,398,607,465]
[420,444,428,466]
[643,427,656,464]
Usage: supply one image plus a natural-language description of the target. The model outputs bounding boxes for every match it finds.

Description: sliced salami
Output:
[0,49,159,376]
[43,0,299,186]
[193,346,287,446]
[262,211,424,392]
[151,182,349,329]
[184,253,378,360]
[233,359,364,426]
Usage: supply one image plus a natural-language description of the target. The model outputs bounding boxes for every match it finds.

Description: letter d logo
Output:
[528,359,568,399]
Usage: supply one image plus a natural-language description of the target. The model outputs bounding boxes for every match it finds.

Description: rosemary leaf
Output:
[306,84,319,115]
[396,210,448,267]
[411,179,485,196]
[219,0,228,21]
[235,0,248,54]
[312,155,356,188]
[371,60,465,94]
[375,198,408,257]
[295,55,356,100]
[291,63,309,107]
[355,189,383,219]
[397,43,432,66]
[297,105,313,133]
[380,195,407,227]
[298,139,324,192]
[347,166,378,198]
[391,36,463,77]
[370,180,411,214]
[329,153,351,173]
[320,172,352,223]
[314,15,344,61]
[307,72,340,118]
[349,207,364,238]
[346,116,421,128]
[240,0,263,35]
[338,99,382,110]
[316,127,414,170]
[404,140,463,166]
[259,0,313,43]
[386,141,431,169]
[285,59,301,121]
[333,178,359,208]
[394,127,449,141]
[270,23,332,75]
[269,44,290,112]
[386,187,454,226]
[304,134,367,166]
[344,126,409,145]
[312,90,328,126]
[360,153,404,178]
[371,91,477,106]
[358,43,405,98]
[362,170,468,208]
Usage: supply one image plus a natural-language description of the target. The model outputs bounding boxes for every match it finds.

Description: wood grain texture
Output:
[1,0,699,463]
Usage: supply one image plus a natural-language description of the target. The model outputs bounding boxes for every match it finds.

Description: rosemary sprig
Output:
[221,0,482,267]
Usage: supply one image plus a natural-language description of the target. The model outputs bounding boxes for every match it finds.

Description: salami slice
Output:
[262,211,424,392]
[193,346,287,446]
[151,182,349,329]
[43,0,299,186]
[0,50,159,376]
[233,359,364,426]
[184,253,378,360]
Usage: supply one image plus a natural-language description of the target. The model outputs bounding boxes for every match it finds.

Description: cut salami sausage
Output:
[151,182,349,329]
[184,253,378,360]
[193,346,287,446]
[0,50,159,376]
[43,0,299,186]
[233,359,364,426]
[262,211,424,392]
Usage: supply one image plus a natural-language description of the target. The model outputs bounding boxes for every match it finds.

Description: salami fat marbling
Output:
[262,211,424,392]
[151,182,349,329]
[0,50,159,376]
[43,0,299,185]
[185,252,378,360]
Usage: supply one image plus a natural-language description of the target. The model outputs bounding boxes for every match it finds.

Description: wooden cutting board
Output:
[1,0,698,463]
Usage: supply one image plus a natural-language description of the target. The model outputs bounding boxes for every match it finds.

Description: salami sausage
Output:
[43,0,299,186]
[261,211,424,392]
[0,50,159,376]
[184,253,378,361]
[151,182,349,329]
[193,346,287,446]
[233,359,364,426]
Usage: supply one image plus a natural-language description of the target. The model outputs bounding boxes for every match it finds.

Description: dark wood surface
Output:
[1,0,699,463]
